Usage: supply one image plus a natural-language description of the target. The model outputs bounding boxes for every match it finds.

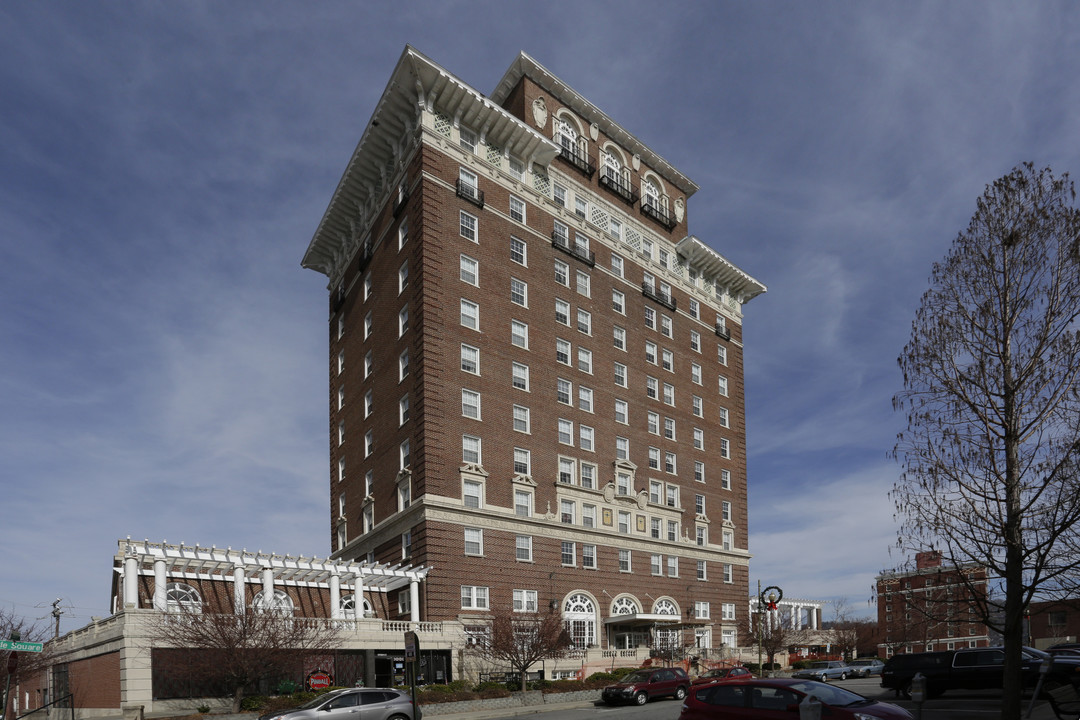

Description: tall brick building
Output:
[302,46,765,658]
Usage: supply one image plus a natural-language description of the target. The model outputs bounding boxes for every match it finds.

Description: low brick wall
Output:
[419,689,600,716]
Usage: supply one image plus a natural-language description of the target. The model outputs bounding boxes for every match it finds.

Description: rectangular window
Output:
[555,298,570,326]
[462,435,481,464]
[695,494,705,515]
[460,299,479,330]
[338,421,345,446]
[616,436,629,460]
[511,277,528,307]
[512,362,530,391]
[618,510,631,534]
[648,411,660,435]
[724,564,733,583]
[619,549,631,572]
[693,460,705,483]
[513,405,531,433]
[364,312,372,339]
[612,289,625,314]
[399,350,410,380]
[691,363,702,385]
[719,407,729,427]
[645,341,657,364]
[617,472,632,496]
[614,399,628,424]
[613,325,626,350]
[578,386,593,412]
[560,500,576,525]
[646,375,658,399]
[665,452,677,474]
[515,535,533,562]
[464,527,483,555]
[580,463,596,489]
[508,155,525,180]
[693,395,703,417]
[611,253,624,277]
[723,530,733,551]
[509,195,525,223]
[699,560,708,581]
[651,554,662,575]
[582,504,596,528]
[461,585,490,610]
[664,417,676,440]
[337,350,345,375]
[582,544,597,569]
[579,425,594,451]
[694,428,704,450]
[514,448,531,476]
[398,306,409,337]
[558,418,574,445]
[689,298,700,319]
[667,556,679,577]
[720,438,731,459]
[651,517,661,539]
[364,390,373,418]
[553,182,567,207]
[718,344,728,365]
[661,315,672,338]
[559,457,575,485]
[557,377,572,405]
[719,376,729,396]
[644,306,655,329]
[460,254,478,285]
[662,348,674,372]
[399,394,409,425]
[690,330,701,352]
[511,320,529,349]
[650,480,662,504]
[398,261,409,294]
[668,520,678,542]
[722,603,736,621]
[574,196,587,219]
[696,526,707,546]
[721,469,731,489]
[514,488,532,516]
[461,344,479,374]
[554,259,569,286]
[722,501,732,521]
[577,348,592,373]
[575,233,590,257]
[648,447,660,470]
[695,601,710,620]
[577,308,592,335]
[510,236,527,265]
[459,128,477,153]
[576,270,590,297]
[463,479,483,508]
[556,338,570,365]
[666,484,679,508]
[364,351,373,378]
[462,389,481,419]
[338,457,346,483]
[459,210,477,241]
[363,273,372,301]
[561,541,576,566]
[614,362,627,387]
[663,383,675,406]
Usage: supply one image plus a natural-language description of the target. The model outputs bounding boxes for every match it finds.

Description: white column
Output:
[123,555,139,608]
[811,607,818,630]
[409,580,420,622]
[233,565,246,614]
[330,572,341,620]
[153,559,168,610]
[355,574,366,617]
[261,567,274,611]
[795,605,802,630]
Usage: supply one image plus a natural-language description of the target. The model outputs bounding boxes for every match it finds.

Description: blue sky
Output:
[3,1,1079,633]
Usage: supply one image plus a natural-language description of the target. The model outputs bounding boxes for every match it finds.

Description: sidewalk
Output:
[425,697,599,720]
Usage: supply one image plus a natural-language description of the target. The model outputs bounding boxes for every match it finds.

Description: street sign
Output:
[0,641,42,653]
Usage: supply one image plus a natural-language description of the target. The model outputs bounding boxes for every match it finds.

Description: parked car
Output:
[602,666,690,705]
[791,660,853,682]
[257,688,421,720]
[692,666,754,686]
[679,677,911,719]
[849,658,886,678]
[881,645,1080,698]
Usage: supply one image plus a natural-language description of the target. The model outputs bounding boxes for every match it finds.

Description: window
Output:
[337,350,345,375]
[513,405,531,433]
[559,457,575,484]
[615,436,629,460]
[337,421,345,446]
[515,535,533,562]
[696,526,707,546]
[560,500,576,525]
[578,386,593,412]
[614,399,628,424]
[554,259,569,286]
[646,411,659,435]
[511,277,528,307]
[555,298,570,326]
[464,527,483,555]
[577,348,592,373]
[611,253,624,277]
[689,298,699,319]
[666,484,679,508]
[463,479,483,508]
[398,349,410,380]
[399,394,409,425]
[398,307,408,337]
[580,463,596,489]
[612,289,625,314]
[619,549,631,572]
[364,390,373,418]
[694,428,704,450]
[651,554,662,575]
[556,338,571,365]
[663,383,675,406]
[614,362,627,387]
[699,560,708,580]
[665,452,677,474]
[695,601,710,620]
[553,182,567,207]
[459,127,477,153]
[508,155,525,180]
[576,270,590,297]
[722,530,734,550]
[398,589,411,615]
[718,344,728,365]
[558,419,574,445]
[579,425,594,451]
[577,309,592,335]
[695,494,705,515]
[582,504,596,528]
[646,341,658,364]
[514,488,532,516]
[514,448,531,476]
[337,315,345,340]
[662,348,674,372]
[722,501,732,521]
[363,312,372,339]
[460,299,479,330]
[397,218,409,249]
[667,556,679,577]
[644,306,656,329]
[617,472,632,496]
[690,330,701,352]
[461,344,479,374]
[722,603,736,621]
[461,585,489,610]
[648,447,660,470]
[363,273,372,301]
[574,232,590,256]
[509,195,525,223]
[693,395,703,417]
[557,378,572,405]
[462,435,481,464]
[661,315,672,338]
[462,389,480,419]
[723,564,733,583]
[668,520,679,542]
[460,254,478,285]
[691,363,702,385]
[338,457,346,483]
[398,261,409,294]
[561,541,576,565]
[512,362,529,391]
[574,195,587,219]
[646,376,658,399]
[510,236,527,265]
[719,376,729,396]
[722,469,731,489]
[364,430,373,457]
[719,407,729,427]
[694,461,705,483]
[664,417,676,440]
[511,320,528,349]
[613,325,625,350]
[618,510,631,534]
[401,530,412,558]
[650,480,662,504]
[720,438,731,459]
[399,440,411,470]
[582,544,597,569]
[459,210,477,241]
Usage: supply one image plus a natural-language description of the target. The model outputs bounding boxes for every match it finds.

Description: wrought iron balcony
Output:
[641,200,677,231]
[559,146,596,178]
[455,178,485,209]
[551,231,596,267]
[642,283,677,311]
[715,323,731,341]
[599,171,639,206]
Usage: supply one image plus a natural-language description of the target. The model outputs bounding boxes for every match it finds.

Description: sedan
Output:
[692,666,754,686]
[257,688,421,720]
[680,678,911,720]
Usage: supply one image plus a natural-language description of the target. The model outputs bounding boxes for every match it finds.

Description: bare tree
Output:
[1,605,52,718]
[828,598,875,660]
[149,609,339,712]
[482,607,571,690]
[893,162,1080,719]
[742,606,798,672]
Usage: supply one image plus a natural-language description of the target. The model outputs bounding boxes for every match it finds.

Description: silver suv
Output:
[258,688,420,720]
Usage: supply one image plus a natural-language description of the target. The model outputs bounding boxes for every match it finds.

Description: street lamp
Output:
[756,582,783,677]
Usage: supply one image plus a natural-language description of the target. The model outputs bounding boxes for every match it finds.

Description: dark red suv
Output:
[602,667,690,705]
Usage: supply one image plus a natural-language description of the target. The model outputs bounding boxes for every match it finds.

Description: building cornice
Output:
[676,236,767,305]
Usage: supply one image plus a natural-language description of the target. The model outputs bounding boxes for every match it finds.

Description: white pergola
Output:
[114,538,431,621]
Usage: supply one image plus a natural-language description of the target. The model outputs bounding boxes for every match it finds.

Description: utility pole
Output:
[51,599,62,639]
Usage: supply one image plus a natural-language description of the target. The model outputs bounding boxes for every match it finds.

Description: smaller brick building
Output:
[1028,599,1080,649]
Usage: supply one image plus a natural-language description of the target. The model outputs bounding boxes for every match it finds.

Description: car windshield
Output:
[789,681,869,707]
[297,692,344,710]
[807,662,829,669]
[703,669,728,677]
[623,671,651,683]
[1024,647,1051,660]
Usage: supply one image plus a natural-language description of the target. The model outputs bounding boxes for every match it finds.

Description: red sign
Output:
[306,670,333,691]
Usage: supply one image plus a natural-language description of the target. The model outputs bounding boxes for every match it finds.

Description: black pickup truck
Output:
[881,646,1080,698]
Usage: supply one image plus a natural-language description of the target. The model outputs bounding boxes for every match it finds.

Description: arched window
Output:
[643,176,662,211]
[602,148,622,184]
[556,117,578,154]
[340,593,374,619]
[252,589,294,616]
[611,596,640,615]
[166,582,202,613]
[652,598,678,615]
[563,592,597,648]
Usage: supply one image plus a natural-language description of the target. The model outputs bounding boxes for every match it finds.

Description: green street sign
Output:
[0,640,42,652]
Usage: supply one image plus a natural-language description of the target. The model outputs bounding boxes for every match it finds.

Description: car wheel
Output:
[901,680,912,700]
[820,675,828,683]
[674,686,687,700]
[387,715,408,720]
[839,673,847,680]
[635,691,648,705]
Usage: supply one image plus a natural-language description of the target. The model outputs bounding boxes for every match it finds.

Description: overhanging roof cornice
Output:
[491,52,699,199]
[676,235,766,304]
